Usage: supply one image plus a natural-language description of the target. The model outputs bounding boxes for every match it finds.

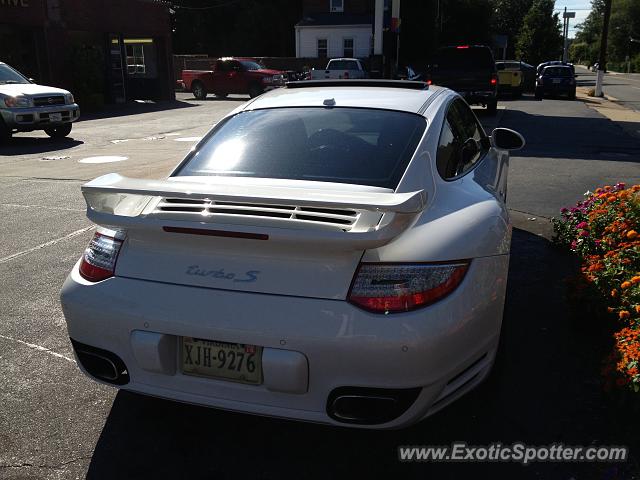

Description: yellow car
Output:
[496,61,523,97]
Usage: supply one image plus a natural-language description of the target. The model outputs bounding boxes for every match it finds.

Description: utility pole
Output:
[595,0,612,97]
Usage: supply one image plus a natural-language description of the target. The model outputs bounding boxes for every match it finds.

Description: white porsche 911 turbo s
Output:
[61,80,524,428]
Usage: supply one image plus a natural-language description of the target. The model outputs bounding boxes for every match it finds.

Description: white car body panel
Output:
[61,83,514,428]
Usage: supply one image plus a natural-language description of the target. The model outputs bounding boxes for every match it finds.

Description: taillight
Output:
[490,75,498,86]
[79,232,123,282]
[348,262,469,313]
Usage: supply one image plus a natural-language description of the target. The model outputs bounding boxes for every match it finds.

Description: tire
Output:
[44,123,72,139]
[191,81,207,100]
[486,99,498,115]
[248,84,264,98]
[214,92,228,99]
[0,119,11,144]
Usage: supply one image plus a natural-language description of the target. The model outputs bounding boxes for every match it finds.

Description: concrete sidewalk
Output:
[577,86,640,140]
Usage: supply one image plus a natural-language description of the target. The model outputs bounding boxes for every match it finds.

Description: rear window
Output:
[175,107,426,189]
[328,60,360,70]
[543,67,572,77]
[433,47,494,68]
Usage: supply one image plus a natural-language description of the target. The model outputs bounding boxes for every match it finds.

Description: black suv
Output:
[426,45,499,114]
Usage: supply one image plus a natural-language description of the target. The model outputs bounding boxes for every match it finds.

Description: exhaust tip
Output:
[327,386,421,425]
[70,339,130,386]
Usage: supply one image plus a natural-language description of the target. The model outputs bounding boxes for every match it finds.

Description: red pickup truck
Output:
[181,57,286,99]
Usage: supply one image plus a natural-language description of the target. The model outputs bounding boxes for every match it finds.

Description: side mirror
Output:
[491,128,525,151]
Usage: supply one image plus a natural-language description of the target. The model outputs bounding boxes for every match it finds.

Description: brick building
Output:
[0,0,174,105]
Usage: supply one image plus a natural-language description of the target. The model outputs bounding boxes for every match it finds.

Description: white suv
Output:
[0,62,80,143]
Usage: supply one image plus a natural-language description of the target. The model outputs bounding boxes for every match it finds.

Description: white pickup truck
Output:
[0,62,80,143]
[308,58,368,80]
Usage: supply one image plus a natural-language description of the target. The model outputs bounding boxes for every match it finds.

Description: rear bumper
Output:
[60,254,509,429]
[1,104,80,131]
[459,90,497,105]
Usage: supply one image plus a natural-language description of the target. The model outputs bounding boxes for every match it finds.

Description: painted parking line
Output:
[174,137,202,142]
[0,225,94,264]
[79,156,128,164]
[0,333,75,364]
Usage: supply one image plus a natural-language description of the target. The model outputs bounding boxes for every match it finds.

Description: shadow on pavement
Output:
[0,137,84,156]
[78,99,198,122]
[500,109,640,160]
[85,228,639,479]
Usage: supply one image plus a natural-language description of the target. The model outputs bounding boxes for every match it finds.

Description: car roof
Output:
[242,85,445,116]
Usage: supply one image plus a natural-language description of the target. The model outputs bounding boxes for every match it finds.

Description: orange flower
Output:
[619,311,630,320]
[631,276,640,284]
[621,281,632,289]
[627,230,638,240]
[611,289,618,298]
[635,305,640,314]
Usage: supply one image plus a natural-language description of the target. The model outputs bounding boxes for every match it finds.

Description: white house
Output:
[295,1,373,59]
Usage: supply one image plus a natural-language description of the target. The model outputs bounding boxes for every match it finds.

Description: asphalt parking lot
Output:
[1,85,640,479]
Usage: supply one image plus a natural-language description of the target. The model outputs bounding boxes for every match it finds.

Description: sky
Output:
[554,1,593,37]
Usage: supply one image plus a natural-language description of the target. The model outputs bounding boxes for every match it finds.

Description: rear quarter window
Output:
[175,107,427,189]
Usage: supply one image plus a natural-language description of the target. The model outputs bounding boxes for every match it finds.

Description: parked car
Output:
[181,57,286,100]
[426,45,499,114]
[308,58,368,80]
[535,65,577,100]
[536,61,575,76]
[0,62,79,143]
[61,79,524,429]
[496,61,524,97]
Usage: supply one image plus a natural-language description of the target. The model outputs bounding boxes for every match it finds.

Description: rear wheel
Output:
[486,99,498,115]
[0,119,11,144]
[192,81,207,100]
[44,123,72,139]
[248,84,264,98]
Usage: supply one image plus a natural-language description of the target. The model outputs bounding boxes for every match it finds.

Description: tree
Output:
[490,0,534,58]
[515,0,563,65]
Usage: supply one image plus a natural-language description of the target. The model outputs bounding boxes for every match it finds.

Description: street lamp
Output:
[562,8,576,63]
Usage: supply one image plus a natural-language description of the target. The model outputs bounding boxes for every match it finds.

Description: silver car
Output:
[0,62,80,143]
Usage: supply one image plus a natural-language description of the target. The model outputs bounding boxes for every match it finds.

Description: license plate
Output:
[49,113,62,122]
[181,337,262,384]
[552,79,561,84]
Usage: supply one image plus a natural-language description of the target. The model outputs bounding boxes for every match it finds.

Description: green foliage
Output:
[574,0,640,72]
[515,0,563,65]
[490,0,534,58]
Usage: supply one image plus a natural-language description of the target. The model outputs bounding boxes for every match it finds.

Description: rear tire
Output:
[0,119,11,144]
[248,84,264,98]
[44,123,72,139]
[192,81,207,100]
[486,99,498,115]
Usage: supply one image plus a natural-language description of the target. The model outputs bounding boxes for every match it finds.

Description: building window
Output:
[126,44,146,75]
[343,38,354,57]
[330,0,344,12]
[317,39,328,58]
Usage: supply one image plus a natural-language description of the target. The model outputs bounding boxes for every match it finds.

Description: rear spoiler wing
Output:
[81,174,427,249]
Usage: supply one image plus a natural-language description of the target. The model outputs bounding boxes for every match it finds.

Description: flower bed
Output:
[552,183,640,392]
